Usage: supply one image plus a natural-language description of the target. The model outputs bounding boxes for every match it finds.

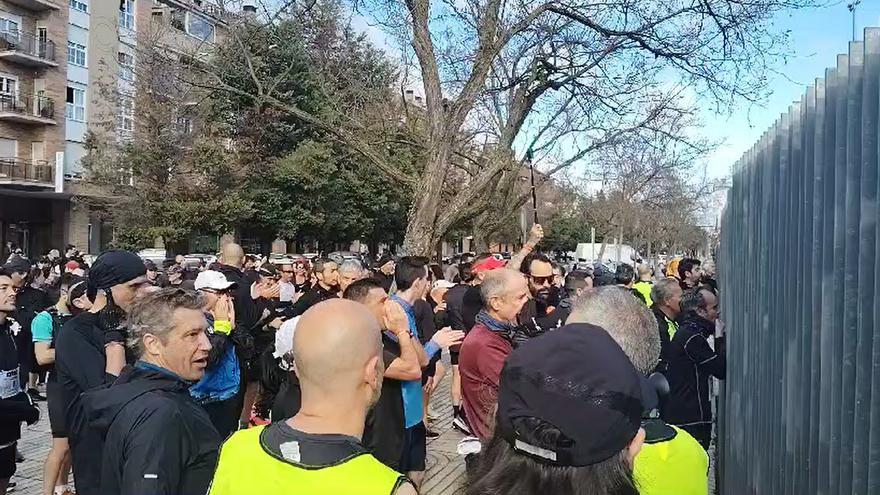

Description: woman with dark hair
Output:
[468,324,646,495]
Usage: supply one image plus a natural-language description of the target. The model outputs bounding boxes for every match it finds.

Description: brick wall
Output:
[0,1,67,161]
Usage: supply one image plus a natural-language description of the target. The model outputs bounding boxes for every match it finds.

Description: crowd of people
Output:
[0,227,724,495]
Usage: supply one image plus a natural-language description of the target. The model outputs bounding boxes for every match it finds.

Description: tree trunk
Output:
[403,148,449,256]
[403,214,439,256]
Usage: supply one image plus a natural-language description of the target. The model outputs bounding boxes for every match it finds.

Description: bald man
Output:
[209,300,416,495]
[214,242,258,426]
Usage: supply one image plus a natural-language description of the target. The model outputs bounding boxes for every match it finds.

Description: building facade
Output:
[0,0,68,260]
[0,0,228,260]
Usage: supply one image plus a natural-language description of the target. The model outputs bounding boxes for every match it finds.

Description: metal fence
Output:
[719,27,880,495]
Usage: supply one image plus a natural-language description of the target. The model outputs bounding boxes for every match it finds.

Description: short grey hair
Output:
[339,259,364,275]
[480,269,521,307]
[651,278,680,307]
[567,286,660,374]
[126,288,206,357]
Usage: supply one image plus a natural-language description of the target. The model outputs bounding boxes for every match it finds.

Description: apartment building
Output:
[0,0,231,260]
[0,0,68,260]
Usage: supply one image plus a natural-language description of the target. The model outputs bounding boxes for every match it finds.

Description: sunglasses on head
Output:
[530,275,554,285]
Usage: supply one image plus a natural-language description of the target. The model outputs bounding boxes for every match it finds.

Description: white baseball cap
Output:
[432,279,455,291]
[194,270,236,291]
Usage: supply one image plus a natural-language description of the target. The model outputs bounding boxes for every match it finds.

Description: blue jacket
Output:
[190,314,240,404]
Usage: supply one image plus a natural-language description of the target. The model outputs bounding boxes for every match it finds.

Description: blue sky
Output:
[704,1,880,179]
[352,2,880,181]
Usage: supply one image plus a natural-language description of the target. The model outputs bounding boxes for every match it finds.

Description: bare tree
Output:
[164,0,812,255]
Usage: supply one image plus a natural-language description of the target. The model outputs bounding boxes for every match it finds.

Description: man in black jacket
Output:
[3,257,51,396]
[662,286,725,451]
[0,269,41,495]
[286,258,339,317]
[214,243,258,425]
[83,288,220,495]
[650,278,682,374]
[55,250,149,495]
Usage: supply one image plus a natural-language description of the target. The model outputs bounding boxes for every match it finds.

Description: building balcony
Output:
[0,94,55,124]
[0,158,54,187]
[3,0,59,11]
[0,31,57,68]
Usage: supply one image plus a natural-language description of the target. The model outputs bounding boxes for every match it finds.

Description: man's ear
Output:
[627,427,646,465]
[365,355,380,388]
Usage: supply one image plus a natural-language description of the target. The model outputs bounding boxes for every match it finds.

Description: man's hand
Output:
[433,301,447,313]
[268,317,284,329]
[260,283,281,300]
[423,376,436,395]
[383,300,410,335]
[211,294,232,322]
[527,224,544,246]
[431,327,465,349]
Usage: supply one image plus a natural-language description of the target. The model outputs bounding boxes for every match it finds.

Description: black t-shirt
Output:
[263,421,367,466]
[462,285,483,332]
[445,284,468,331]
[363,333,404,470]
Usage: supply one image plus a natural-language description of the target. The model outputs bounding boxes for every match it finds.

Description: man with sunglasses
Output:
[516,252,560,339]
[277,260,297,304]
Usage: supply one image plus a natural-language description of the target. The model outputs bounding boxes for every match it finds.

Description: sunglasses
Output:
[282,269,295,274]
[529,275,554,285]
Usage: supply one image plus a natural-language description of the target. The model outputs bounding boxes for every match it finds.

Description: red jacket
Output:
[458,323,513,439]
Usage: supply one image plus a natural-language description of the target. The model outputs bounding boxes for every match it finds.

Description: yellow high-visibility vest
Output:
[633,281,653,306]
[208,425,407,495]
[634,425,709,495]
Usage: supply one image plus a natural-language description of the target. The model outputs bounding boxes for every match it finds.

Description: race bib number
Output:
[0,367,20,399]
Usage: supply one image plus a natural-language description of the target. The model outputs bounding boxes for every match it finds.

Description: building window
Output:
[119,0,135,30]
[116,96,134,133]
[170,9,215,43]
[67,41,86,66]
[0,76,17,97]
[176,115,192,134]
[69,0,87,13]
[118,52,134,81]
[0,17,19,44]
[66,86,85,122]
[187,14,215,42]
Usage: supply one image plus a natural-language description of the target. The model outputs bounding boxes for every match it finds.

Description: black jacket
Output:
[652,306,676,373]
[0,319,39,445]
[215,264,258,333]
[662,314,725,427]
[13,286,51,369]
[285,283,337,318]
[82,364,221,495]
[214,265,257,362]
[55,311,117,495]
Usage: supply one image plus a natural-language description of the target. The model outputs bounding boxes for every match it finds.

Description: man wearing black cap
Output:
[55,250,149,495]
[373,254,395,292]
[2,257,51,397]
[468,324,646,495]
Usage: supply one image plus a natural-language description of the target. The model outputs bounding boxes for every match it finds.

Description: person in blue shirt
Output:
[191,270,242,440]
[390,257,463,490]
[32,274,90,495]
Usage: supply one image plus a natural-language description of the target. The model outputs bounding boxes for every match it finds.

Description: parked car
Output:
[138,248,167,266]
